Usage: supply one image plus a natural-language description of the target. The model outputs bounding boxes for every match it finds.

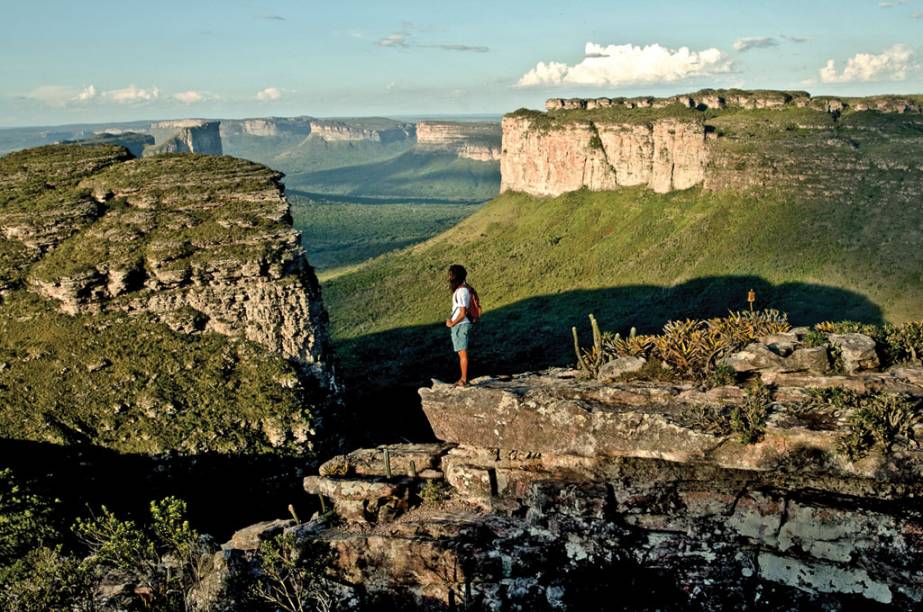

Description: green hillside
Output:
[324,184,923,397]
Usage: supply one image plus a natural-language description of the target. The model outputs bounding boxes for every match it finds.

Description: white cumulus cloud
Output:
[819,44,915,82]
[516,42,733,87]
[173,90,205,104]
[256,86,282,101]
[102,85,160,103]
[733,37,779,52]
[75,84,97,102]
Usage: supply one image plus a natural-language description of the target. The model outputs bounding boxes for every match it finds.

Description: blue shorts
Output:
[451,323,472,352]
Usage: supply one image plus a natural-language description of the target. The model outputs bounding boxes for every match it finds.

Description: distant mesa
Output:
[307,119,415,144]
[502,89,923,197]
[415,121,501,161]
[145,120,222,156]
[220,116,313,138]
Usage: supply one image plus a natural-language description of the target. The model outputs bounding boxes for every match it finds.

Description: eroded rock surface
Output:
[214,359,923,609]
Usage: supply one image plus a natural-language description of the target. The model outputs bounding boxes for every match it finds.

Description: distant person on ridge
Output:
[445,264,480,386]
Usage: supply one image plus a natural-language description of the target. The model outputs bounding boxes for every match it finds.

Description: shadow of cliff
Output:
[334,275,883,445]
[0,438,317,542]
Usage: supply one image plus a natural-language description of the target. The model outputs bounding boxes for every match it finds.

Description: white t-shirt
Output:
[451,286,471,324]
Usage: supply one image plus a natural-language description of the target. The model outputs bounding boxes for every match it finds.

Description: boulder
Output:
[597,356,646,382]
[304,475,410,524]
[784,347,830,373]
[722,343,786,372]
[224,518,294,551]
[829,333,879,373]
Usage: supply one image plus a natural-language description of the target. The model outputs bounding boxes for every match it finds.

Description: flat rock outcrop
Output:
[211,354,923,609]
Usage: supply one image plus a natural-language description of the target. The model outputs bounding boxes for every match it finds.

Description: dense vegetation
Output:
[0,468,332,611]
[290,196,480,275]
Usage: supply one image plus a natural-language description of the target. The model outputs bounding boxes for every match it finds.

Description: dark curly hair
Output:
[448,264,467,292]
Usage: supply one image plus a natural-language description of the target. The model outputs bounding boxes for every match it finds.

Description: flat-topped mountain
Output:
[0,144,335,454]
[502,89,923,196]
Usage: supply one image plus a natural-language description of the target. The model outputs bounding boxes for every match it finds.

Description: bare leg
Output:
[458,350,469,384]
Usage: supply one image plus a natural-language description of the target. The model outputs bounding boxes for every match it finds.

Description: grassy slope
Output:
[324,184,923,395]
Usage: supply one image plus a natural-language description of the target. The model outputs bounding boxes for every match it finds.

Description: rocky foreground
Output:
[204,329,923,609]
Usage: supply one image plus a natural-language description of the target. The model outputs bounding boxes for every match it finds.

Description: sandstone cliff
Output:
[501,115,708,194]
[146,120,223,156]
[308,119,414,143]
[0,144,336,454]
[416,121,501,161]
[503,90,923,196]
[219,117,312,138]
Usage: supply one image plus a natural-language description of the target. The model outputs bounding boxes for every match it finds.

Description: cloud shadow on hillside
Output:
[334,275,883,444]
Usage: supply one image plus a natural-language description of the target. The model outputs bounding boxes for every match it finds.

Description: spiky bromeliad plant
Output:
[574,309,791,378]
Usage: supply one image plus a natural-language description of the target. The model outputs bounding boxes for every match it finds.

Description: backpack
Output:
[465,284,482,323]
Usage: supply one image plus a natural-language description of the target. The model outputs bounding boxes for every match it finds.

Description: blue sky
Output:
[2,0,922,126]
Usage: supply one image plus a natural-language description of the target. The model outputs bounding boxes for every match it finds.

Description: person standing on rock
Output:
[445,264,479,386]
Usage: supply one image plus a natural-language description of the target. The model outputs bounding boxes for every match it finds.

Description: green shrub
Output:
[616,358,678,383]
[248,532,334,612]
[0,546,95,612]
[73,497,213,610]
[730,382,772,444]
[881,321,923,364]
[418,480,451,505]
[705,364,736,387]
[579,309,791,377]
[837,394,922,461]
[801,329,828,348]
[0,468,59,563]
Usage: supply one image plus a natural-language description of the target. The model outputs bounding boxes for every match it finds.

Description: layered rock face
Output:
[308,119,415,143]
[501,116,708,195]
[416,121,502,161]
[147,120,223,156]
[219,117,312,138]
[22,151,331,378]
[504,90,923,197]
[207,335,923,609]
[0,144,338,453]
